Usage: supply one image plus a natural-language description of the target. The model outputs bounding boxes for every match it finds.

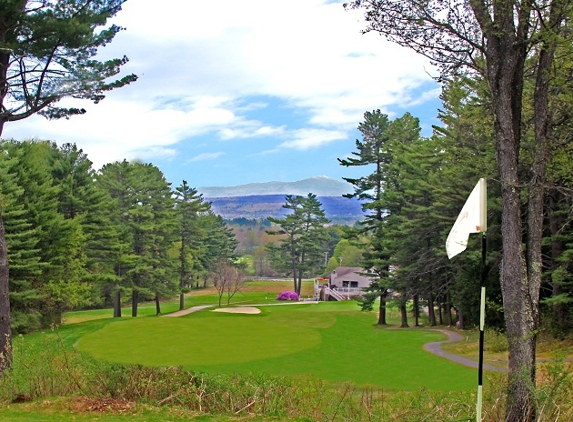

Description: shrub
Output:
[277,291,299,301]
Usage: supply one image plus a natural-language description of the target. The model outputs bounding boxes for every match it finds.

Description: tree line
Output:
[342,89,572,336]
[0,0,138,372]
[0,140,237,333]
[346,0,573,418]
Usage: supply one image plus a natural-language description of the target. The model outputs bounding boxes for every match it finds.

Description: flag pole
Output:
[444,178,487,422]
[476,232,486,422]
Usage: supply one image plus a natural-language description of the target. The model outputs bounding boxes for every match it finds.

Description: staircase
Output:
[326,287,345,301]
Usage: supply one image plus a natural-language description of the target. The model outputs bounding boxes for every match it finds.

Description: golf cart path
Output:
[162,305,214,317]
[424,329,507,372]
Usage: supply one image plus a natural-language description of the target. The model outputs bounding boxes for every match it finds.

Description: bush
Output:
[277,291,299,301]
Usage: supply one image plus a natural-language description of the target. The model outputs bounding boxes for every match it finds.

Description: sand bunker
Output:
[212,306,261,314]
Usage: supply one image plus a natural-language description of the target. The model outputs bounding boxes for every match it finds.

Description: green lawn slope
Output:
[75,300,476,391]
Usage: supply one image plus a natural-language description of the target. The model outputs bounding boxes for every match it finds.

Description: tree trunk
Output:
[399,299,409,328]
[0,212,12,371]
[483,10,535,418]
[428,292,437,326]
[132,289,138,317]
[413,294,419,326]
[498,162,536,422]
[155,293,161,315]
[457,308,464,330]
[113,288,122,318]
[446,292,453,326]
[180,240,186,311]
[0,59,10,372]
[297,269,303,296]
[548,193,565,330]
[377,290,387,325]
[291,249,297,294]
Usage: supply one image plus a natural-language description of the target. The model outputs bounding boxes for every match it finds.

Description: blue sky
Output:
[3,0,442,189]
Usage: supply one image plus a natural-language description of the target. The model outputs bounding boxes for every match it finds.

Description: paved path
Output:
[424,329,508,372]
[162,305,214,317]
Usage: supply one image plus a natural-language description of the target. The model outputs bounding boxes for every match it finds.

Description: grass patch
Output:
[76,313,322,366]
[3,281,573,421]
[76,302,475,391]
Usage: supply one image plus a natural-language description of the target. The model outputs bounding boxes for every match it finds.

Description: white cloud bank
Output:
[2,0,439,171]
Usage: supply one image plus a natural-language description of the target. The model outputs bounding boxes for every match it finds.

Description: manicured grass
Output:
[9,282,573,421]
[75,301,476,391]
[64,280,315,324]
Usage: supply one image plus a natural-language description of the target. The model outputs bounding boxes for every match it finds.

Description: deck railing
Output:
[314,283,364,301]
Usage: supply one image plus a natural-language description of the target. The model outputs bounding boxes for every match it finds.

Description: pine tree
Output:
[0,0,136,370]
[339,112,419,324]
[97,161,176,317]
[2,141,87,326]
[95,160,136,317]
[267,194,329,295]
[0,142,43,334]
[174,181,209,309]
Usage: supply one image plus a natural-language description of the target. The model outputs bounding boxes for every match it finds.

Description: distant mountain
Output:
[207,194,364,224]
[198,176,352,198]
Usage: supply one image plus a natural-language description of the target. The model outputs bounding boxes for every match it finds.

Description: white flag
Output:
[446,178,487,259]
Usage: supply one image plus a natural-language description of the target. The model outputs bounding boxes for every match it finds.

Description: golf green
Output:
[76,312,321,366]
[75,303,476,390]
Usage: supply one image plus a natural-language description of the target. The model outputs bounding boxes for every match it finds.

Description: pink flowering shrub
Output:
[277,291,299,301]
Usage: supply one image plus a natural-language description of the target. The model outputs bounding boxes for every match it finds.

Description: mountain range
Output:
[198,176,353,197]
[199,177,363,224]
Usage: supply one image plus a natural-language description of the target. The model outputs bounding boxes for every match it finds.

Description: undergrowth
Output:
[0,330,571,421]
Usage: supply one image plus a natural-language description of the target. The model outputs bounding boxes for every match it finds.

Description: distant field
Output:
[73,298,476,391]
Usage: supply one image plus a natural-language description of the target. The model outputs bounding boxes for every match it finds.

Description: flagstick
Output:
[476,232,486,422]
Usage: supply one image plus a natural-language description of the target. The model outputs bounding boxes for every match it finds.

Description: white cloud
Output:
[189,152,226,162]
[404,87,443,107]
[219,124,286,140]
[279,129,348,150]
[2,0,440,181]
[106,0,437,116]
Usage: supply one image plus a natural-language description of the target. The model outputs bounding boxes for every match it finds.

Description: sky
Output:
[3,0,442,189]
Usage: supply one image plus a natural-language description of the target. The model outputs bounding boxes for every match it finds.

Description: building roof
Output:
[331,267,364,277]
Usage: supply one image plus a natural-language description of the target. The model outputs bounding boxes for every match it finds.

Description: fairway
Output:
[76,312,321,366]
[76,302,476,391]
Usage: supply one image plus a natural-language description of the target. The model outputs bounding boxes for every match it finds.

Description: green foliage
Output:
[97,161,177,317]
[0,140,107,330]
[267,194,330,294]
[325,238,363,273]
[0,0,137,130]
[0,144,43,333]
[339,82,504,329]
[0,142,239,328]
[174,180,210,303]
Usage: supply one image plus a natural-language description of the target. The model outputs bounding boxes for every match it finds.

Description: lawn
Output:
[74,299,477,391]
[6,281,572,421]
